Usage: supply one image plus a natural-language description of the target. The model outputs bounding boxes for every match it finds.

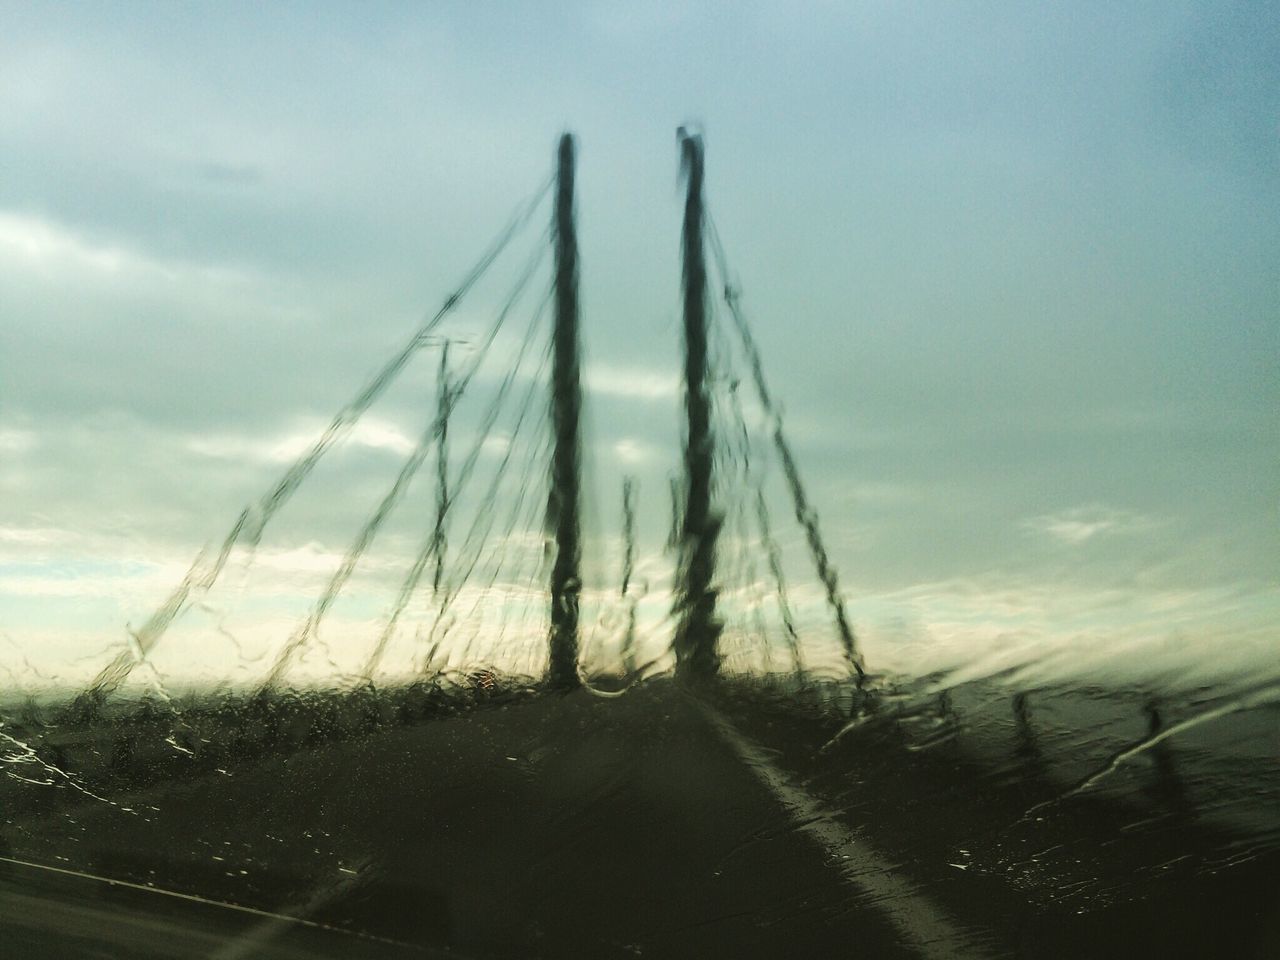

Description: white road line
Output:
[0,854,418,957]
[698,703,997,960]
[207,860,378,960]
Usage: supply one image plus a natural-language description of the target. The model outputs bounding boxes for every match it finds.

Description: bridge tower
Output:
[548,133,583,690]
[673,130,723,680]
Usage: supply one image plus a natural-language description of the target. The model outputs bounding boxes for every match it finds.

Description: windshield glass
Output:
[2,4,1277,958]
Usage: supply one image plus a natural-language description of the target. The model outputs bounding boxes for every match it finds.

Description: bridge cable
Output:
[257,237,549,691]
[79,176,554,703]
[705,212,866,683]
[361,291,551,681]
[424,342,553,672]
[417,332,553,674]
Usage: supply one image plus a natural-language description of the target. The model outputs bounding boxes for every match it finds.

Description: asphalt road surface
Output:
[1,682,1000,959]
[3,681,1275,958]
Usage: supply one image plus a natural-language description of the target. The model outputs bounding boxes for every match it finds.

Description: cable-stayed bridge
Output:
[1,133,1276,960]
[65,131,862,708]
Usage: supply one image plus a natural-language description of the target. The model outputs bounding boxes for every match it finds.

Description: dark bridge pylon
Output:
[668,129,866,686]
[672,130,724,682]
[547,133,584,691]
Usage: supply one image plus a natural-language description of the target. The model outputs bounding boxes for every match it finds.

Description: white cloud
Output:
[186,416,418,464]
[0,209,253,289]
[853,576,1280,693]
[612,438,660,464]
[0,558,192,600]
[0,429,37,454]
[349,419,418,457]
[0,210,160,280]
[0,526,72,546]
[584,363,679,400]
[1022,505,1159,545]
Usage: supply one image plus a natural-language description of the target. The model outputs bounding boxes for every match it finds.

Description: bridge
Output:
[64,130,862,704]
[1,132,1276,959]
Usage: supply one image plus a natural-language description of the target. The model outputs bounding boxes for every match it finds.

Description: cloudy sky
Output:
[2,1,1276,692]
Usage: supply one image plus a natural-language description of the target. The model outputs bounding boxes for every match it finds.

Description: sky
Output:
[1,1,1277,694]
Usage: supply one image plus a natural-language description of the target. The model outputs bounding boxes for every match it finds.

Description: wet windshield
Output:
[2,4,1277,958]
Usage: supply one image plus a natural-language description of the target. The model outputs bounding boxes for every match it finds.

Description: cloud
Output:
[584,363,678,400]
[853,575,1280,693]
[0,210,141,277]
[0,526,71,546]
[1021,505,1159,545]
[185,416,418,464]
[611,438,662,465]
[0,209,253,287]
[0,557,191,600]
[0,429,37,454]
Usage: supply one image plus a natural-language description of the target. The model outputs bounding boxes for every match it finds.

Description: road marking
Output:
[207,859,380,960]
[0,854,422,956]
[698,703,996,960]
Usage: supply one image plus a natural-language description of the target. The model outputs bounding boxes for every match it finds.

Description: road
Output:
[5,680,1278,959]
[1,682,992,959]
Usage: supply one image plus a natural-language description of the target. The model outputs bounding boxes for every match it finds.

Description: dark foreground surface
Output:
[2,680,1277,958]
